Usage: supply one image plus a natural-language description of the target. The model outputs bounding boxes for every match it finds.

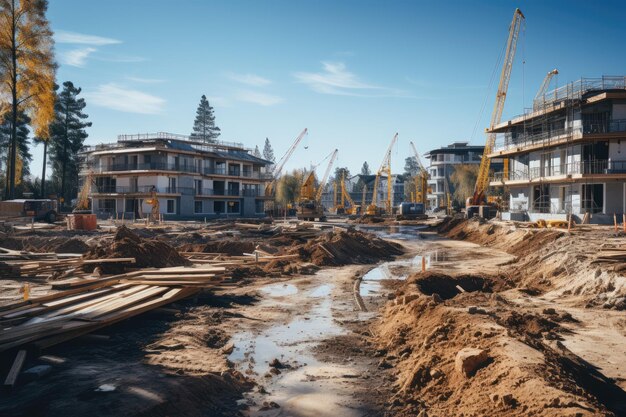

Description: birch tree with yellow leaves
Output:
[0,0,56,199]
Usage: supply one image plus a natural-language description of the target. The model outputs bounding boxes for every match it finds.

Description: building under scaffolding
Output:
[489,76,626,223]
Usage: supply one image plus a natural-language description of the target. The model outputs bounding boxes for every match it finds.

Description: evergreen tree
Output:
[0,111,32,194]
[403,156,420,179]
[253,145,262,158]
[263,138,276,162]
[360,161,371,175]
[0,0,56,199]
[191,95,220,142]
[49,81,91,207]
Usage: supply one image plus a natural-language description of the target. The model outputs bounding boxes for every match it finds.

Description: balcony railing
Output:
[89,162,270,179]
[93,185,194,194]
[493,119,626,154]
[492,159,626,182]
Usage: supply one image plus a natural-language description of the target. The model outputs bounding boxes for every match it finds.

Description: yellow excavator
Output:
[365,133,398,216]
[297,149,338,221]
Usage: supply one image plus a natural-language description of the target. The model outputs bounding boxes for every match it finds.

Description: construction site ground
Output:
[1,216,626,416]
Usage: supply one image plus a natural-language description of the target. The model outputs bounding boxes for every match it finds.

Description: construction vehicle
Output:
[0,199,58,223]
[467,8,524,219]
[264,128,308,199]
[365,133,398,216]
[297,149,338,221]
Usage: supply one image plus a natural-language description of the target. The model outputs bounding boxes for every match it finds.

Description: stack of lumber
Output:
[0,247,135,279]
[181,251,299,266]
[0,266,228,353]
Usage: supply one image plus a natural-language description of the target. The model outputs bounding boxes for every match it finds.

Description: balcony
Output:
[491,159,626,183]
[92,185,194,195]
[492,119,626,154]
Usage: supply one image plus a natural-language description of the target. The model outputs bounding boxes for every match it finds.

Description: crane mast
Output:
[471,8,524,206]
[533,68,558,109]
[265,128,308,196]
[409,141,430,206]
[368,133,398,214]
[315,149,338,202]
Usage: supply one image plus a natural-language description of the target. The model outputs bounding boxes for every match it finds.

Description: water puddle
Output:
[360,250,449,297]
[259,283,298,297]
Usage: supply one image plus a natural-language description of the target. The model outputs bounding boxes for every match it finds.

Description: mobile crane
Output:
[365,133,398,216]
[467,8,524,218]
[297,149,338,221]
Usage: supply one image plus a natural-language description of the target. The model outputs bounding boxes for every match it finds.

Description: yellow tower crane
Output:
[366,133,398,216]
[409,141,429,207]
[264,128,308,200]
[468,8,524,218]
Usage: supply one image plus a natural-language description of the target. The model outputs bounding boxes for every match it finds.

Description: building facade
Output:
[424,142,485,208]
[81,132,273,219]
[488,76,626,223]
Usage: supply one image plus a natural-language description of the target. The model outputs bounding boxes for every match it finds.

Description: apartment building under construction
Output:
[80,132,273,219]
[489,76,626,223]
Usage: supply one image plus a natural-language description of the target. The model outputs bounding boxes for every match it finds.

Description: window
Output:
[227,201,240,213]
[194,200,203,214]
[166,199,175,214]
[255,200,265,213]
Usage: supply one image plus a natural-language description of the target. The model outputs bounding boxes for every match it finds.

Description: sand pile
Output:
[83,225,190,273]
[291,229,403,266]
[436,218,626,309]
[371,271,617,417]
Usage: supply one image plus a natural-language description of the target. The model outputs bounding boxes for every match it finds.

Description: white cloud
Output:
[61,47,97,67]
[85,83,165,114]
[226,72,272,87]
[55,30,121,46]
[294,61,409,97]
[126,76,165,84]
[235,91,283,106]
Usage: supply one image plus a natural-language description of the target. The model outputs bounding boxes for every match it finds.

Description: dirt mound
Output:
[194,241,256,256]
[83,226,190,273]
[54,238,90,254]
[372,280,617,416]
[291,229,403,266]
[408,271,511,300]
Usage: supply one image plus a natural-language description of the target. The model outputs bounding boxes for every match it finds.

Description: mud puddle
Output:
[228,269,368,416]
[360,250,449,298]
[228,226,437,416]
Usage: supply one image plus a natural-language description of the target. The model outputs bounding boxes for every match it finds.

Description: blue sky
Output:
[30,0,626,178]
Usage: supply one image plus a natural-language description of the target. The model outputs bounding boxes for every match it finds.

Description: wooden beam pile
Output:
[0,246,137,279]
[0,266,229,353]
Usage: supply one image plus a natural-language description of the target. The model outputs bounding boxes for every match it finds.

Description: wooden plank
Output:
[3,350,26,387]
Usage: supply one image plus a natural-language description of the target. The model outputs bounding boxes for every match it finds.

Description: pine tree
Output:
[0,0,56,199]
[191,95,220,143]
[0,111,32,193]
[49,81,91,207]
[361,161,371,175]
[253,145,262,158]
[263,138,275,162]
